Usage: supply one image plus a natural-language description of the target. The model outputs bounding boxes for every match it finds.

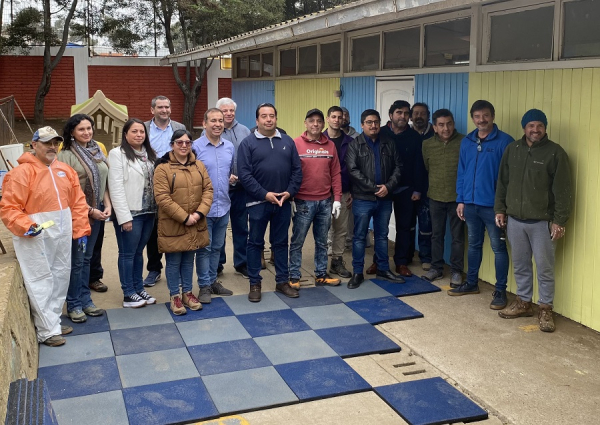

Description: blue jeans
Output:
[352,199,393,274]
[165,251,195,296]
[417,196,432,263]
[196,213,230,287]
[464,204,508,290]
[66,218,102,312]
[247,202,291,285]
[113,213,155,297]
[289,199,332,279]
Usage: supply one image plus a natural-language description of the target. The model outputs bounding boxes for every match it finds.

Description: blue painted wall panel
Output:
[414,73,469,135]
[231,80,275,130]
[340,76,376,131]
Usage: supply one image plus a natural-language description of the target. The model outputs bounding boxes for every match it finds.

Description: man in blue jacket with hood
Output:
[451,100,513,310]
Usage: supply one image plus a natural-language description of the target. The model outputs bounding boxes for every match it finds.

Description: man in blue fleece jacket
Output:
[451,100,513,310]
[237,103,302,302]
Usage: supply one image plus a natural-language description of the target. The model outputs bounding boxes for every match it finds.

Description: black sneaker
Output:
[138,290,156,305]
[210,280,233,296]
[490,290,508,310]
[447,283,480,296]
[123,294,146,308]
[234,265,249,279]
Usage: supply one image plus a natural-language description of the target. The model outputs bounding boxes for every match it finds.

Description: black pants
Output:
[429,199,464,273]
[89,219,105,282]
[392,190,418,266]
[146,218,163,272]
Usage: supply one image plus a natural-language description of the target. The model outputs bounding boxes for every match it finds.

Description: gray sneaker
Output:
[198,286,212,304]
[450,272,463,288]
[422,269,443,282]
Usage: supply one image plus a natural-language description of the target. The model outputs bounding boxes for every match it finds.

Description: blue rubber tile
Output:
[189,339,271,376]
[106,303,174,330]
[39,331,114,368]
[116,347,199,388]
[374,377,488,425]
[122,378,218,425]
[61,314,110,337]
[111,323,185,356]
[292,303,369,330]
[345,296,423,325]
[52,390,129,425]
[38,357,121,401]
[164,297,235,322]
[237,309,310,337]
[275,286,343,308]
[324,280,393,302]
[371,276,441,297]
[202,366,297,414]
[177,316,250,347]
[315,324,401,358]
[223,292,290,315]
[275,356,371,401]
[254,330,337,365]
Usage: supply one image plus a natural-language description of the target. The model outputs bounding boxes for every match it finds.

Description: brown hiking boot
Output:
[276,282,299,298]
[89,280,108,292]
[366,263,378,275]
[538,304,556,332]
[182,291,202,311]
[498,296,534,319]
[170,295,187,315]
[249,284,262,302]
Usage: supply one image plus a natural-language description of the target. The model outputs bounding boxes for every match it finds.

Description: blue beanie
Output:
[521,109,547,128]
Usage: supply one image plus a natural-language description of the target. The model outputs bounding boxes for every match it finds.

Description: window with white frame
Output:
[424,18,471,66]
[320,41,341,73]
[383,27,420,69]
[351,34,380,71]
[563,0,600,59]
[298,45,318,74]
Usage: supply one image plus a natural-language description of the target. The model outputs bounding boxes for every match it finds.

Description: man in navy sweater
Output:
[237,103,302,302]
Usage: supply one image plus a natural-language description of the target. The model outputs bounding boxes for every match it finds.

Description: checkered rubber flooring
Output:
[38,277,487,425]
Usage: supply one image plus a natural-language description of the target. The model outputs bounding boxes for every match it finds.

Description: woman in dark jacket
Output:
[154,129,213,315]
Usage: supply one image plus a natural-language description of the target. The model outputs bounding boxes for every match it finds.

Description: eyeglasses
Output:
[38,140,61,147]
[174,140,192,147]
[364,120,380,126]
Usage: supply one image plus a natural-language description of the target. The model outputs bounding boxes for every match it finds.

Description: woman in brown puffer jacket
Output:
[154,129,213,316]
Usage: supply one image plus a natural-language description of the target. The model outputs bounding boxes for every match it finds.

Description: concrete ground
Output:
[82,223,600,425]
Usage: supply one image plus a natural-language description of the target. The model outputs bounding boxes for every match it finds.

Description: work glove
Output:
[78,236,88,252]
[332,201,341,219]
[24,224,42,237]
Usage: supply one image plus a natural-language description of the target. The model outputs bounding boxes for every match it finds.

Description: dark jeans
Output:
[67,218,102,312]
[146,219,163,273]
[429,199,464,273]
[223,187,248,268]
[352,199,393,274]
[417,196,432,263]
[247,201,291,285]
[464,204,508,291]
[114,213,155,297]
[392,190,418,266]
[165,251,195,296]
[89,219,104,282]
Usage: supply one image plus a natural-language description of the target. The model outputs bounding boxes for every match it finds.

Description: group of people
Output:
[0,94,571,347]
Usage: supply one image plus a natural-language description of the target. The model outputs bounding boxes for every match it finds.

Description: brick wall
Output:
[218,78,232,99]
[0,55,76,119]
[88,65,209,126]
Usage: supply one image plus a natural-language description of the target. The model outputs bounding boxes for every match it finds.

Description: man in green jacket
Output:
[495,109,572,332]
[422,109,465,285]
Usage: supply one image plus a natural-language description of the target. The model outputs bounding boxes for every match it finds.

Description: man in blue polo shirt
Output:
[451,100,513,310]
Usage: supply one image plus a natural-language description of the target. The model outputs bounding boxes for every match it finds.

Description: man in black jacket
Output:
[345,109,403,289]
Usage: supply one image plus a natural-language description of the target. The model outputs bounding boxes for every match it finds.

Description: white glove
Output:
[332,201,341,219]
[291,200,296,216]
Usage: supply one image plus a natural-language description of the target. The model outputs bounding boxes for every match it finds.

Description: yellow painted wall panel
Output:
[468,69,600,331]
[274,79,340,139]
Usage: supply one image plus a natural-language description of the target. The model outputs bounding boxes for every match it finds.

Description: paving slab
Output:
[52,390,129,425]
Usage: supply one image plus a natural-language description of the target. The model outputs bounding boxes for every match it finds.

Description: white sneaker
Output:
[138,290,156,305]
[123,294,146,308]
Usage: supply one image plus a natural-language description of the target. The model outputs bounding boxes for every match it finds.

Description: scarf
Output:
[71,139,107,208]
[134,146,155,205]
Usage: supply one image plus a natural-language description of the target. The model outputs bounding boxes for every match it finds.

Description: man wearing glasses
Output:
[237,103,303,302]
[0,127,91,347]
[345,109,403,289]
[452,100,513,310]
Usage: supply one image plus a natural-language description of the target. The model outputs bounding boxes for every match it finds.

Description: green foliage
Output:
[0,7,59,54]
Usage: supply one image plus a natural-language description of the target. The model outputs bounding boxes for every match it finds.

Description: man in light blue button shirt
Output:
[142,95,186,287]
[193,108,235,302]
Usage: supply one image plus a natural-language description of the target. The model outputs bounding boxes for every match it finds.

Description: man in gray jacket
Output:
[143,95,186,287]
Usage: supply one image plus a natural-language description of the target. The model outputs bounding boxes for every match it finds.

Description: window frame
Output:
[274,35,342,78]
[231,48,276,81]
